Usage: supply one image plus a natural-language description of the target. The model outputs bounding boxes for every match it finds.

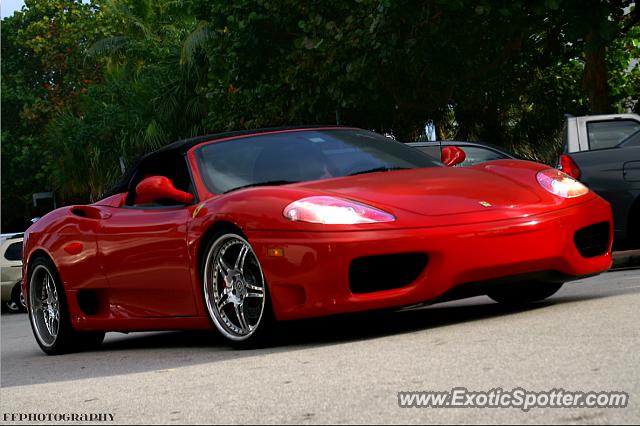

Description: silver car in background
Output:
[1,234,25,313]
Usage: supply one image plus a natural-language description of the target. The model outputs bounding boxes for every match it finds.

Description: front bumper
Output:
[247,197,613,321]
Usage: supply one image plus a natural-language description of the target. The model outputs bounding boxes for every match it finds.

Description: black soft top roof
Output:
[155,125,348,156]
[102,125,349,197]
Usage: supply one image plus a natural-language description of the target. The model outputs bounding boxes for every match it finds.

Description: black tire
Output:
[4,283,23,313]
[10,282,27,313]
[487,282,564,305]
[77,332,106,351]
[3,301,21,313]
[201,230,276,349]
[627,199,640,249]
[27,256,105,355]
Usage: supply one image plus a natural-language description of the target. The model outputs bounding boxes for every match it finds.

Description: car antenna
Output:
[429,120,442,157]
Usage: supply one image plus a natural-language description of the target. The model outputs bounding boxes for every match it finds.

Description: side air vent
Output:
[77,290,102,315]
[70,206,102,220]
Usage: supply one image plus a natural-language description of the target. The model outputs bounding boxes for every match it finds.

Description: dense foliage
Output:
[2,0,639,230]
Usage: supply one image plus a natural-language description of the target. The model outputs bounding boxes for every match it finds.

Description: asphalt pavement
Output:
[1,268,639,424]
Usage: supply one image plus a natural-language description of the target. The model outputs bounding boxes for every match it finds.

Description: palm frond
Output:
[181,21,213,66]
[87,36,127,57]
[142,119,167,150]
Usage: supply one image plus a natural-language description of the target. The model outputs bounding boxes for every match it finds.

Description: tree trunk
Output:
[583,32,612,114]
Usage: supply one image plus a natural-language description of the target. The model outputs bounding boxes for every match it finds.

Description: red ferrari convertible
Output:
[23,126,613,354]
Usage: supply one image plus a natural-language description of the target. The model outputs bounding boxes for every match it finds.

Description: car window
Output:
[4,241,22,261]
[413,145,441,159]
[457,146,509,166]
[587,120,640,150]
[621,130,640,147]
[195,129,441,194]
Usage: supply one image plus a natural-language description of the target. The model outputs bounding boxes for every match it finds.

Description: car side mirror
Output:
[135,176,194,205]
[441,146,466,167]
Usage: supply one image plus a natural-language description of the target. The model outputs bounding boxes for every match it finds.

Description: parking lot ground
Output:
[1,268,639,424]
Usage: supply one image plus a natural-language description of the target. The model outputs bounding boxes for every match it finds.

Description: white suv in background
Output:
[563,113,640,153]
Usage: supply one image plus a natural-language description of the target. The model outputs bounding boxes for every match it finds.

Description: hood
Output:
[213,160,597,231]
[294,163,545,217]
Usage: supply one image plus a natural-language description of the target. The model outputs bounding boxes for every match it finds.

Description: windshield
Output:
[194,129,441,194]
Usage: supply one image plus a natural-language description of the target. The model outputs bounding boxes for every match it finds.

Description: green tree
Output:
[2,0,638,231]
[1,0,103,229]
[45,0,207,201]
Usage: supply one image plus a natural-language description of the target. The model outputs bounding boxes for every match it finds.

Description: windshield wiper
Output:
[348,166,410,176]
[224,180,299,194]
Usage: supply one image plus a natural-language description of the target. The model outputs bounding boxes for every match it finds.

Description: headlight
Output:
[536,169,589,198]
[283,196,396,224]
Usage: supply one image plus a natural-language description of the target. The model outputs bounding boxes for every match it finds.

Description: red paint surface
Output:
[63,243,83,255]
[22,130,614,333]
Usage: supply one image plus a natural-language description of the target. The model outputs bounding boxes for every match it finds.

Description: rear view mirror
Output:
[441,146,466,167]
[135,176,194,205]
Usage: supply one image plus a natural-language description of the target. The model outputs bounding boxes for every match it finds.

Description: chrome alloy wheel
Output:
[203,234,267,341]
[29,265,60,347]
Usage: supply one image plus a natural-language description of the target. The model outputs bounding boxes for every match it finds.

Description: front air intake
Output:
[349,253,428,294]
[574,222,610,258]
